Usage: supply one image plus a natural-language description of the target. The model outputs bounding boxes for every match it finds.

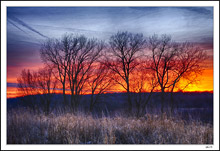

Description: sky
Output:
[7,7,213,98]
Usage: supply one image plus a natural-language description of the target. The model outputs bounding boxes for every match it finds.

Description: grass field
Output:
[7,108,213,144]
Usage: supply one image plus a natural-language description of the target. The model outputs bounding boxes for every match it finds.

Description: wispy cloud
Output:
[31,24,114,40]
[8,15,48,38]
[7,19,28,34]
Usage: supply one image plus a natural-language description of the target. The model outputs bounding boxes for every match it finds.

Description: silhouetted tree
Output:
[168,42,208,113]
[88,62,113,112]
[131,67,158,117]
[40,35,72,105]
[148,34,178,113]
[148,35,208,114]
[105,31,146,112]
[17,67,57,114]
[66,35,104,111]
[35,67,57,114]
[17,69,38,111]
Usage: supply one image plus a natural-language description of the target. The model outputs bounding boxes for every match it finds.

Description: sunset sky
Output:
[7,7,213,98]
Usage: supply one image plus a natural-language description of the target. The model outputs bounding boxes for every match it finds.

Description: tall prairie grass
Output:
[7,108,213,144]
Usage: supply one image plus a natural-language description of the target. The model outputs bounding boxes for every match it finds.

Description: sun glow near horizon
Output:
[7,67,213,99]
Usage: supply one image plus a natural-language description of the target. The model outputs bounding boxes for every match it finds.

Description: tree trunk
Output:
[74,87,79,111]
[46,98,50,115]
[46,88,50,115]
[62,83,67,105]
[126,78,132,112]
[170,85,175,114]
[90,93,94,112]
[127,88,132,112]
[161,88,165,114]
[141,90,153,116]
[70,93,74,111]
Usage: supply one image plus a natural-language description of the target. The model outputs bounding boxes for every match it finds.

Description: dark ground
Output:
[7,92,213,123]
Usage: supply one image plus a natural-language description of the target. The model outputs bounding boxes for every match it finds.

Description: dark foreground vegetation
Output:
[7,92,213,144]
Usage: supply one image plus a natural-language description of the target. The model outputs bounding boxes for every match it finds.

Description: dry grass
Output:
[7,108,213,144]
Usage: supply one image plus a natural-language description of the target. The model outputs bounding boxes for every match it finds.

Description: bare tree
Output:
[40,35,73,105]
[148,34,208,114]
[88,62,113,112]
[105,31,146,112]
[17,69,38,111]
[168,42,208,113]
[17,67,57,114]
[131,67,158,117]
[35,67,57,114]
[148,34,178,113]
[66,35,104,111]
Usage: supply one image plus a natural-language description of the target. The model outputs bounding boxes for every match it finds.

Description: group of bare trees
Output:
[17,67,57,114]
[17,31,207,115]
[147,35,207,113]
[40,35,105,112]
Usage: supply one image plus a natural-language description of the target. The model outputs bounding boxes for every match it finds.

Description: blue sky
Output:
[7,7,213,42]
[7,7,213,83]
